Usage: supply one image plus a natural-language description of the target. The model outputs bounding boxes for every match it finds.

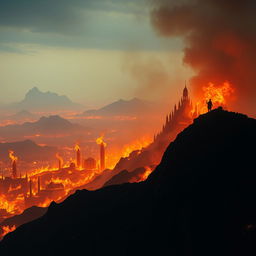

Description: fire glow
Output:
[0,85,215,241]
[9,150,18,163]
[0,225,16,240]
[193,81,235,115]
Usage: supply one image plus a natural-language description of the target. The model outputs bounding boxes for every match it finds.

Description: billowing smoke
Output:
[122,52,171,101]
[150,0,256,114]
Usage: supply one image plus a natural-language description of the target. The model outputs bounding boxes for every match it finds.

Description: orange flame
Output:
[129,166,153,183]
[192,81,235,115]
[121,137,152,158]
[96,136,107,147]
[203,81,234,105]
[140,166,153,181]
[1,225,16,239]
[0,194,22,215]
[8,150,18,163]
[75,143,80,152]
[8,185,22,193]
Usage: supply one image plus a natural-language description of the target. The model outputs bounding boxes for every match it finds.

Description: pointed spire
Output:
[166,115,169,124]
[169,113,172,122]
[183,81,189,99]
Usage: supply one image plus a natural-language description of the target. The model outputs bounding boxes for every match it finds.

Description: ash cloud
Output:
[122,52,171,101]
[150,0,256,114]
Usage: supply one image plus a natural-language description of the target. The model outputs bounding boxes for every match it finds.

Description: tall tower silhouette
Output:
[76,146,81,168]
[12,160,17,179]
[37,177,41,194]
[183,81,189,101]
[100,143,105,171]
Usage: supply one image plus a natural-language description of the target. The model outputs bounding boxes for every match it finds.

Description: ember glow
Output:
[138,166,153,182]
[121,137,152,158]
[0,194,18,215]
[96,136,107,147]
[203,82,235,106]
[9,151,18,163]
[0,82,215,242]
[0,225,16,240]
[192,82,235,115]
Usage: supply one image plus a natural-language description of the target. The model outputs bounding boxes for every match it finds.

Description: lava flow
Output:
[0,84,233,241]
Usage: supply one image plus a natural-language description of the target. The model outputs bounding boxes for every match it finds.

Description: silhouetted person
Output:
[207,99,213,112]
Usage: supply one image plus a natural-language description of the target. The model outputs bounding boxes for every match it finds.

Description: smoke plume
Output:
[150,0,256,114]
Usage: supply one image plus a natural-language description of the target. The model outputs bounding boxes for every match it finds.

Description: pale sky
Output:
[0,0,193,107]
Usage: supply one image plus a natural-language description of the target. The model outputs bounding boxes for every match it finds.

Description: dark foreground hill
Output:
[0,206,47,238]
[1,108,256,256]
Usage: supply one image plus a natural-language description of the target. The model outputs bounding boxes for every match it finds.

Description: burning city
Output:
[0,81,236,239]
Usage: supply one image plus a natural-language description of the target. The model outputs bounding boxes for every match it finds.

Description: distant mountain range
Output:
[0,140,57,162]
[0,115,85,140]
[10,87,83,111]
[81,98,155,117]
[4,110,37,122]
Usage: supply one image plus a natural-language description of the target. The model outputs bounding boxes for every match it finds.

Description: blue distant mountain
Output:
[12,87,83,111]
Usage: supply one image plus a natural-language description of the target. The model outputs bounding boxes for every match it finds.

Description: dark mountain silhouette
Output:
[103,87,193,184]
[104,167,148,186]
[0,140,57,162]
[0,115,85,139]
[81,98,155,117]
[1,108,256,256]
[11,87,83,111]
[0,206,47,238]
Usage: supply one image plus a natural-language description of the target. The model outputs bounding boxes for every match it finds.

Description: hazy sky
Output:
[0,0,192,107]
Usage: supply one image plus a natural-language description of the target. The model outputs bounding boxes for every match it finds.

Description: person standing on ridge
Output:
[207,99,213,112]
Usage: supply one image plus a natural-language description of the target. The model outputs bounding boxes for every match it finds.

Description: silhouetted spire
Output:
[166,115,169,124]
[183,81,189,100]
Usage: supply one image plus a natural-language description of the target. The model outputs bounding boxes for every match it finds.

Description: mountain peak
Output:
[13,87,83,111]
[2,110,255,255]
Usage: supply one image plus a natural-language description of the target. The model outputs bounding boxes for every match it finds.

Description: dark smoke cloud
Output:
[150,0,256,114]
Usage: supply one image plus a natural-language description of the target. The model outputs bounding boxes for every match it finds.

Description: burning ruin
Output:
[96,136,106,171]
[0,82,234,240]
